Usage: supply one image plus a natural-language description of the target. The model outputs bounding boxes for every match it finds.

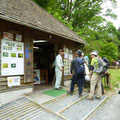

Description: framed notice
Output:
[1,39,24,76]
[3,32,13,40]
[7,76,20,87]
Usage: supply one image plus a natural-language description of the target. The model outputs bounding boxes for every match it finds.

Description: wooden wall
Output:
[0,19,33,92]
[0,19,84,92]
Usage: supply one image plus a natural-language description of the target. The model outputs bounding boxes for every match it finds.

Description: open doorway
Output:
[33,40,57,86]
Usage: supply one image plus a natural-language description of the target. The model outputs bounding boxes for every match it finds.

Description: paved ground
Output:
[0,80,119,120]
[88,94,120,120]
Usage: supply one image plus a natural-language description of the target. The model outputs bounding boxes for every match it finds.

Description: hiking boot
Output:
[67,91,73,95]
[87,97,94,100]
[102,91,104,94]
[95,97,101,100]
[78,94,83,98]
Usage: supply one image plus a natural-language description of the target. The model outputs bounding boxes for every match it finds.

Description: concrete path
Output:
[88,94,120,120]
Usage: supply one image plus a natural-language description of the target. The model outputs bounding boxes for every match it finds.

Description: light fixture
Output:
[33,40,47,43]
[33,46,39,49]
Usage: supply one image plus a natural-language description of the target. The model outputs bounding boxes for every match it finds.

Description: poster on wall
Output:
[7,76,20,87]
[16,34,22,42]
[33,69,40,84]
[1,39,24,76]
[64,46,73,76]
[3,32,13,40]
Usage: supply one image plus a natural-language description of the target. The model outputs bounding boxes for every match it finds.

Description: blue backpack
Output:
[75,57,85,75]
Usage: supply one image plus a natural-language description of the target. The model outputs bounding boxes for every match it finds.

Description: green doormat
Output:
[42,89,67,97]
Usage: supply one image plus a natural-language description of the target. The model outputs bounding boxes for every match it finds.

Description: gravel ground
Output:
[61,95,106,120]
[88,94,120,120]
[45,92,87,112]
[32,112,64,120]
[0,97,29,109]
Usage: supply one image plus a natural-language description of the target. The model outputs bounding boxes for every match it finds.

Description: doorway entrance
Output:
[33,40,57,86]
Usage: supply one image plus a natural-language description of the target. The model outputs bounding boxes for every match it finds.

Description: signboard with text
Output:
[7,76,20,87]
[1,39,24,76]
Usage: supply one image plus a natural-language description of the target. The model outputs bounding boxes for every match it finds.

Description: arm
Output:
[56,55,62,70]
[70,59,74,74]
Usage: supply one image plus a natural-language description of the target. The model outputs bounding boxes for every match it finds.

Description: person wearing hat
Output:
[54,49,64,90]
[88,51,102,100]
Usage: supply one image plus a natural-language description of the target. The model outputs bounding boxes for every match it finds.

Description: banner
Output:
[7,76,20,87]
[1,39,24,76]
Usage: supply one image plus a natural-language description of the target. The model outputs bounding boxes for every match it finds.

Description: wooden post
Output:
[108,74,111,89]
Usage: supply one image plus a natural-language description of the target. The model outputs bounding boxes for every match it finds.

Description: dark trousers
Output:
[101,82,104,92]
[70,74,84,94]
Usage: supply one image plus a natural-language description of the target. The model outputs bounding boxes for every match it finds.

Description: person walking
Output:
[67,51,79,95]
[88,51,102,100]
[68,50,84,98]
[54,49,64,90]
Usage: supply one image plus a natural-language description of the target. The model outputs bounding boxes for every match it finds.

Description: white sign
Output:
[16,34,22,41]
[7,76,20,87]
[1,39,24,76]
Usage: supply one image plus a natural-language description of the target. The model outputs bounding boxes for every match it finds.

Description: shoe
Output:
[95,97,101,99]
[78,94,83,98]
[67,91,73,95]
[87,97,94,100]
[102,91,104,94]
[54,88,61,90]
[59,87,63,90]
[87,89,90,92]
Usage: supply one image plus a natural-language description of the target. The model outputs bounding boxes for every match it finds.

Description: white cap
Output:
[90,51,97,56]
[82,52,84,56]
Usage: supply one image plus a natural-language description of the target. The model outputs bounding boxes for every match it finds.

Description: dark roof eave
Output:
[0,15,86,45]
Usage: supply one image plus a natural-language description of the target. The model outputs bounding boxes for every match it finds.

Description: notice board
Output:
[1,39,24,76]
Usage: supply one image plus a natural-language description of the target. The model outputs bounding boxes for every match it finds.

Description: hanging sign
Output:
[3,32,13,40]
[16,34,22,41]
[7,76,20,87]
[1,39,24,76]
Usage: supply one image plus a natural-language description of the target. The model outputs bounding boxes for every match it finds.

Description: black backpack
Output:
[102,57,110,69]
[75,57,84,75]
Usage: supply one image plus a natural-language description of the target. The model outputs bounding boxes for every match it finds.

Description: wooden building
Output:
[0,0,85,105]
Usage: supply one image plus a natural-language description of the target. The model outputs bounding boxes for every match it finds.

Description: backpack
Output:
[102,57,110,69]
[93,57,107,74]
[75,57,84,75]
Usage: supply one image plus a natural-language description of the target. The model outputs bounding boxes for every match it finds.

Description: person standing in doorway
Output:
[55,49,64,90]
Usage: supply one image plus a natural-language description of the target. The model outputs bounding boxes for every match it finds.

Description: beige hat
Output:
[59,49,64,52]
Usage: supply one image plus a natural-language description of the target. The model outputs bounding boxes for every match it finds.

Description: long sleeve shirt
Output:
[55,54,63,70]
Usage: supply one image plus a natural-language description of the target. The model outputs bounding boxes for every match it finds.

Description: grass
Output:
[103,69,120,91]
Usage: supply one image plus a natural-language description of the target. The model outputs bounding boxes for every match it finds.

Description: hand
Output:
[70,74,73,77]
[89,74,92,79]
[61,68,63,72]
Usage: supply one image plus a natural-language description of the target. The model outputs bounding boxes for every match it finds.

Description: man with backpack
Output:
[88,51,102,100]
[67,50,84,98]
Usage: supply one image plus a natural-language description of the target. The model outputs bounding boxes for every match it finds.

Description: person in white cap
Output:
[88,51,102,100]
[54,49,64,90]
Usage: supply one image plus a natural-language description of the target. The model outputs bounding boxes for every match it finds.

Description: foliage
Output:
[108,69,120,89]
[33,0,120,61]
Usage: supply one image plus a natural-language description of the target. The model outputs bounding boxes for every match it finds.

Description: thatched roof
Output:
[0,0,85,44]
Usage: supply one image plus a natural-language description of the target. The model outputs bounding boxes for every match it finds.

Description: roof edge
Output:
[0,14,85,44]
